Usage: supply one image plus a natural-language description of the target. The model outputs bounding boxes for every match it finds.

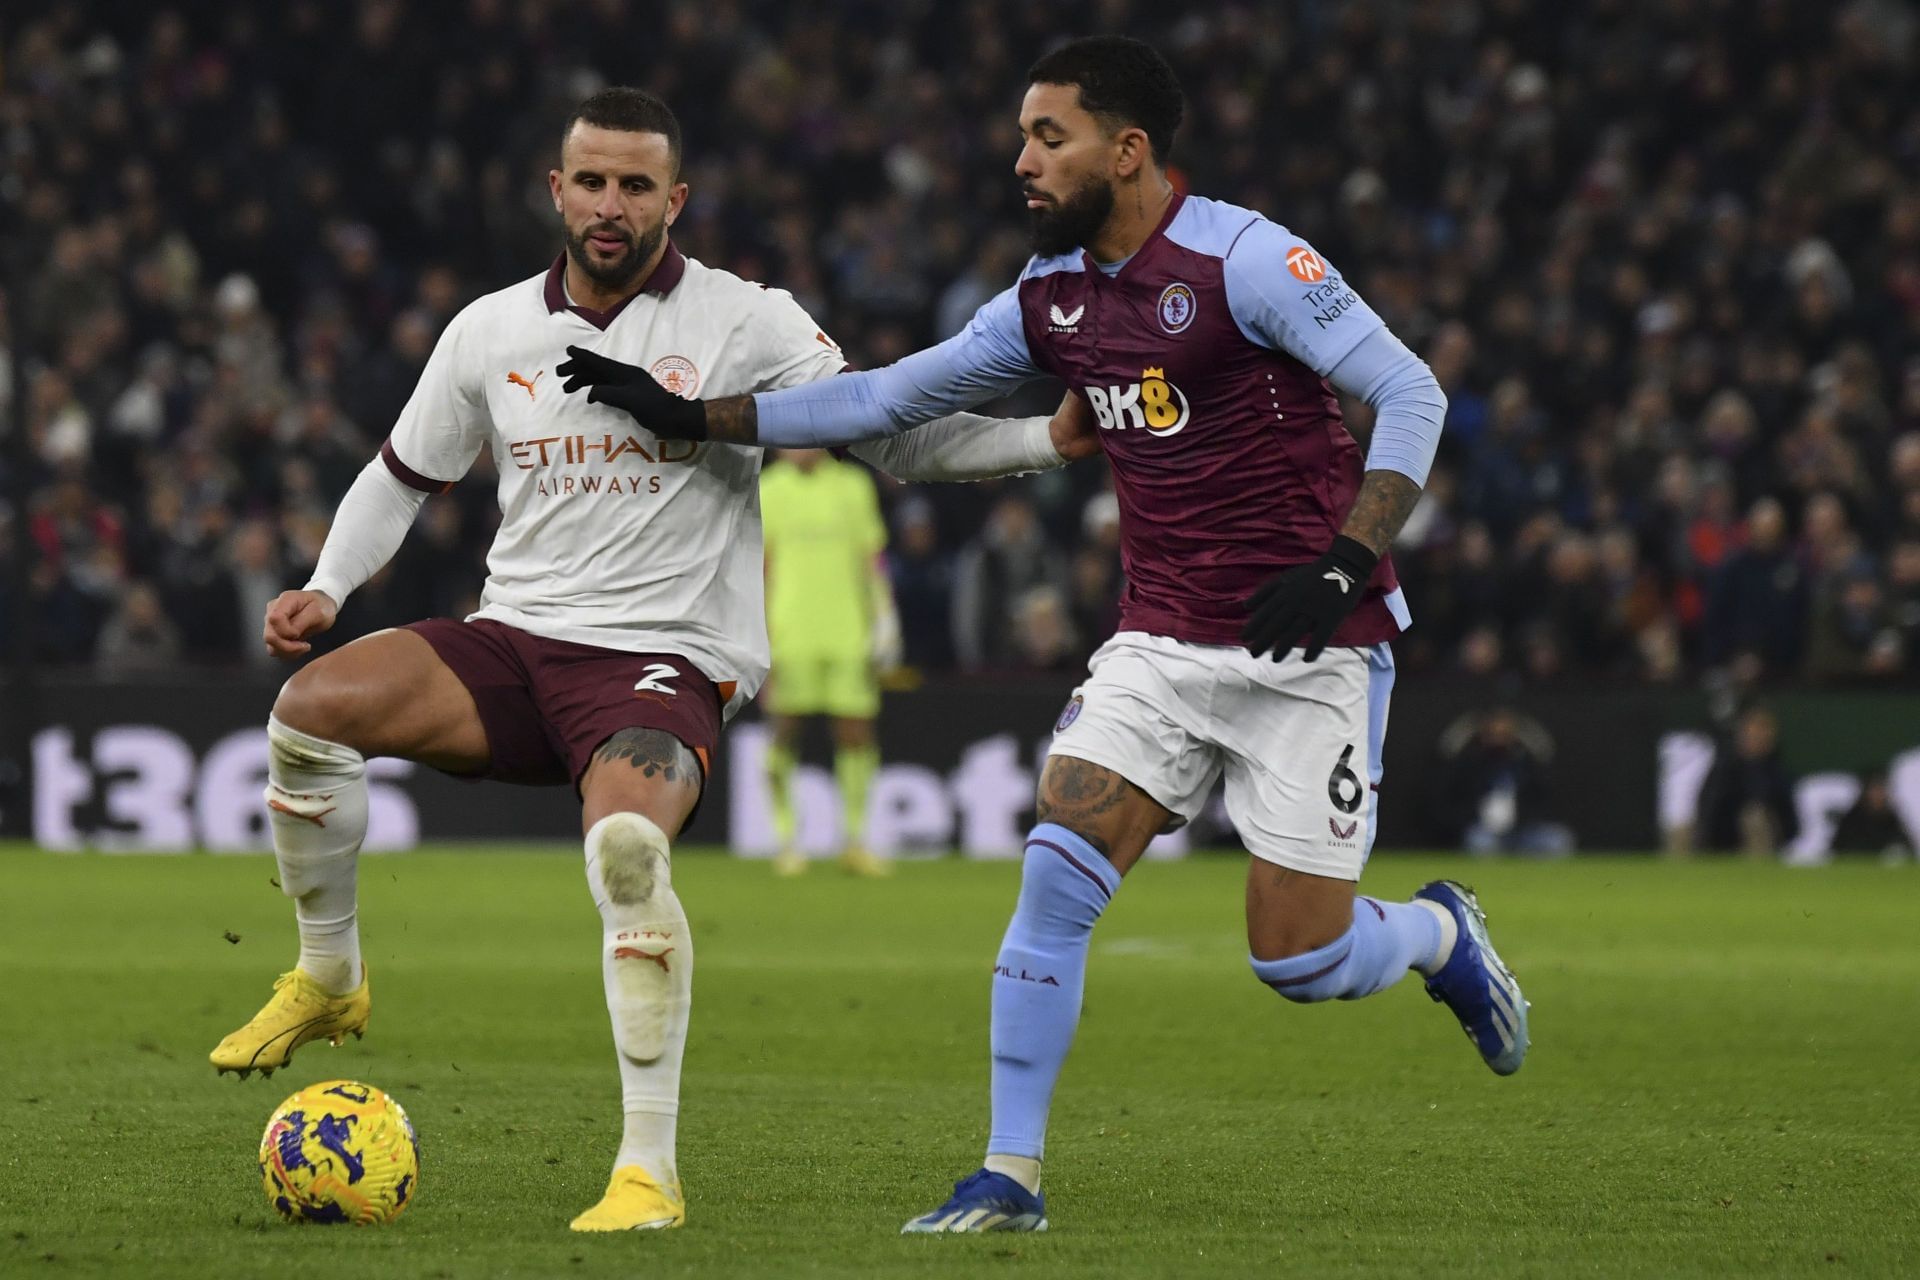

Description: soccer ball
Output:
[259,1080,420,1224]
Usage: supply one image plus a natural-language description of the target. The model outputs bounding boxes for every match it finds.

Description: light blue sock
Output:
[986,823,1121,1161]
[1250,896,1442,1003]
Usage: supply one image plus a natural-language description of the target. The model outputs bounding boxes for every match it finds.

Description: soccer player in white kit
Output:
[206,87,1091,1232]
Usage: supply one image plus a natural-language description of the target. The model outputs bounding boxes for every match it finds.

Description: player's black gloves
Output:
[1241,535,1378,663]
[556,345,709,440]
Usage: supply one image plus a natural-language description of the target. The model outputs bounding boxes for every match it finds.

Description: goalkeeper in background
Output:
[759,447,901,876]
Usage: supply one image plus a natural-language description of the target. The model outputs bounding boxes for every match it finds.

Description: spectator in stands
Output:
[94,580,181,675]
[1067,492,1122,649]
[951,494,1067,671]
[1694,706,1799,857]
[1829,773,1913,862]
[886,497,954,670]
[1433,708,1575,857]
[2,1,1916,687]
[227,519,284,668]
[1704,498,1808,675]
[1010,585,1080,673]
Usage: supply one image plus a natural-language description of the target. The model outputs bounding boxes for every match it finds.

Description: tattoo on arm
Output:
[1339,469,1422,558]
[592,728,701,788]
[703,395,759,445]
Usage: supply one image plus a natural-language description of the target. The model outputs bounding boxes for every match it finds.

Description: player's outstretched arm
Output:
[557,340,1026,450]
[557,287,1039,448]
[851,392,1096,483]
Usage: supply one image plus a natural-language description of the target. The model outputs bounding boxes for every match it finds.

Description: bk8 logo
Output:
[1084,366,1191,436]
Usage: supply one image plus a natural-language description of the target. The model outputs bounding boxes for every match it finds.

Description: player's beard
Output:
[564,215,666,291]
[1026,173,1116,257]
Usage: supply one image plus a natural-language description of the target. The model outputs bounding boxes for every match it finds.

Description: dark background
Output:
[4,2,1919,852]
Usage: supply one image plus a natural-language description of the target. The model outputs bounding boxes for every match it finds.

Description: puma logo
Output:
[613,945,674,973]
[268,797,337,828]
[507,370,543,399]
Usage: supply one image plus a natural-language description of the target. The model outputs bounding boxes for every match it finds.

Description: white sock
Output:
[619,1111,677,1182]
[984,1154,1042,1194]
[586,812,692,1186]
[1413,898,1459,977]
[265,716,367,994]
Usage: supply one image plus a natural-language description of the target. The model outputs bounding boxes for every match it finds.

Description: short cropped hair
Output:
[1028,36,1185,163]
[561,87,683,175]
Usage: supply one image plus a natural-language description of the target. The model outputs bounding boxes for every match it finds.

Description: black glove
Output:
[1241,535,1379,662]
[556,345,709,440]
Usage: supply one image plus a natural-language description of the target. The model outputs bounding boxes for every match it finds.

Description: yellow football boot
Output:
[771,846,808,877]
[209,966,370,1078]
[837,844,891,878]
[569,1166,686,1231]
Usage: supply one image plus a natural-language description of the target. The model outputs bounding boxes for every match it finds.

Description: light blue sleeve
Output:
[751,286,1039,446]
[1324,327,1449,487]
[1221,220,1385,377]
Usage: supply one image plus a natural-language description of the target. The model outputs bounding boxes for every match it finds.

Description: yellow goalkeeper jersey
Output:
[759,455,887,660]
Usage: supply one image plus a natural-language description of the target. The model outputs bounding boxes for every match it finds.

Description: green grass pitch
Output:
[1,846,1915,1278]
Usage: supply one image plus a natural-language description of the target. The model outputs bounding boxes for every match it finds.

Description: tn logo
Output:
[633,664,679,695]
[1085,366,1191,436]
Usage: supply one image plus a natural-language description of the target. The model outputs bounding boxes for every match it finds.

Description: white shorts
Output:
[1048,631,1396,879]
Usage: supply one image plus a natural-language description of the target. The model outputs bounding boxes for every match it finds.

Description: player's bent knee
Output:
[1249,926,1360,1004]
[586,812,686,1063]
[272,661,374,749]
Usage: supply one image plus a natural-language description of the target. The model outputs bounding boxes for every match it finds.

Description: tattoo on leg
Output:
[1036,759,1138,856]
[593,728,699,786]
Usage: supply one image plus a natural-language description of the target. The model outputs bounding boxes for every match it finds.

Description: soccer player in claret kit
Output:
[207,87,1089,1232]
[558,38,1531,1233]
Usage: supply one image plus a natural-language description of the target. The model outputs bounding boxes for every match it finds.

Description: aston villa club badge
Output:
[1158,282,1196,333]
[1055,694,1084,732]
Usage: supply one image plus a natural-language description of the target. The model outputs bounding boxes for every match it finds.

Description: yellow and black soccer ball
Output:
[259,1080,420,1225]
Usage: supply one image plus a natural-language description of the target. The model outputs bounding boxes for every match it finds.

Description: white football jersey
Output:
[382,246,845,711]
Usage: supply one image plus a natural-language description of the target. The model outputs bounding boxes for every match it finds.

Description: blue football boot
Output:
[901,1169,1047,1233]
[1414,880,1529,1075]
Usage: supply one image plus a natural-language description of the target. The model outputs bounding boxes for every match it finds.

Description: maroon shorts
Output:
[404,617,727,792]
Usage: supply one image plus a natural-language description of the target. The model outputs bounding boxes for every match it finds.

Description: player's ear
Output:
[1112,126,1151,180]
[548,168,564,214]
[665,181,690,227]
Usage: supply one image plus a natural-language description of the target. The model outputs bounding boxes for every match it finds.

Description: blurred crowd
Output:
[4,0,1919,685]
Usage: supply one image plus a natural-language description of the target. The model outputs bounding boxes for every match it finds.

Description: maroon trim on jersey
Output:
[1082,191,1187,277]
[381,439,455,495]
[541,241,687,329]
